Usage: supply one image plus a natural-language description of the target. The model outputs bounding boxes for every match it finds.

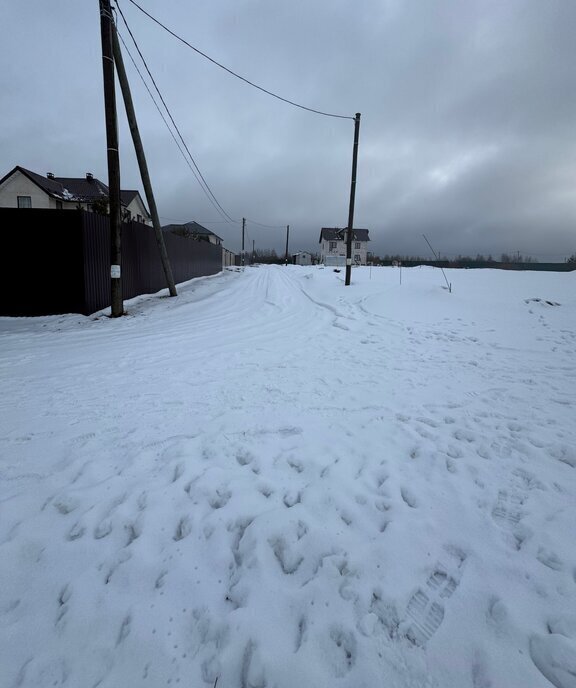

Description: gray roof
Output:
[162,221,223,242]
[319,227,370,243]
[0,166,148,213]
[120,190,140,206]
[53,175,109,201]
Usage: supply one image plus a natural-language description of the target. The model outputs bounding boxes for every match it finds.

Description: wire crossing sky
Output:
[116,0,358,233]
[116,4,237,224]
[124,0,356,121]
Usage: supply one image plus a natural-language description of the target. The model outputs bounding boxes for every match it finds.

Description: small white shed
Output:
[293,251,313,266]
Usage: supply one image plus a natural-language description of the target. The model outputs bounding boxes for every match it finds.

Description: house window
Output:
[355,242,361,249]
[354,254,361,263]
[17,196,32,208]
[329,241,337,250]
[137,214,142,224]
[56,201,63,209]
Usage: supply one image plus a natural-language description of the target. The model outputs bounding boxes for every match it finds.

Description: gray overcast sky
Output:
[2,0,576,259]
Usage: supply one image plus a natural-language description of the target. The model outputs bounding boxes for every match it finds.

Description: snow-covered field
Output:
[1,265,575,688]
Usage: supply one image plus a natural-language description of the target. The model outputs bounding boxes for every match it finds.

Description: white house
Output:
[0,166,152,224]
[292,251,313,265]
[319,227,370,265]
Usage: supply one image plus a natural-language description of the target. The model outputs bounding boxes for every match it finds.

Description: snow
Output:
[1,264,575,688]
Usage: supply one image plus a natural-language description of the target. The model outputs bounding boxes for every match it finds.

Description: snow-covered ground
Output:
[1,265,575,688]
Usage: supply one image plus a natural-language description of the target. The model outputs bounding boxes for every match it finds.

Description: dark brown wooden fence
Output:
[0,208,223,316]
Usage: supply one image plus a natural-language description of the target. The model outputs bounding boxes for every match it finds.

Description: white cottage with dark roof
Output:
[319,227,370,265]
[0,166,151,224]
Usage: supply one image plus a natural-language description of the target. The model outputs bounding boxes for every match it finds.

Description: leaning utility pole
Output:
[242,218,246,268]
[99,0,123,316]
[111,27,177,297]
[345,113,361,287]
[284,225,290,265]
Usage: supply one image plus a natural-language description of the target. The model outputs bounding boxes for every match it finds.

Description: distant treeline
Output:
[248,249,576,270]
[371,253,576,271]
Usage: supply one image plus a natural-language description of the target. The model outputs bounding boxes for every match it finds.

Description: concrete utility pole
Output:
[345,113,361,287]
[242,218,245,268]
[111,27,177,297]
[99,0,123,316]
[284,225,290,265]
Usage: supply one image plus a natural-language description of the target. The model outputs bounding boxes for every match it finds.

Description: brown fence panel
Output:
[162,229,223,285]
[81,214,223,314]
[0,209,223,316]
[0,208,85,316]
[81,211,110,315]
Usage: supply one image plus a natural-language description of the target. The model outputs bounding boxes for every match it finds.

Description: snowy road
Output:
[1,265,575,687]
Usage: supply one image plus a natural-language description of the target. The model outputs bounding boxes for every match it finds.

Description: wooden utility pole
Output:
[345,113,361,287]
[242,218,245,268]
[252,239,255,264]
[284,225,290,265]
[99,0,123,316]
[111,27,177,297]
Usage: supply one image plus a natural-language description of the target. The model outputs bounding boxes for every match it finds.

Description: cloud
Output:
[2,0,576,259]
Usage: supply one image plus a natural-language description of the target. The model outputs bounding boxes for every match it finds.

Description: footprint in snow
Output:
[283,490,301,508]
[116,614,132,646]
[67,522,86,541]
[403,547,467,647]
[94,519,113,539]
[124,521,141,546]
[491,490,523,528]
[53,496,80,515]
[287,458,304,474]
[530,633,576,688]
[208,489,231,509]
[373,470,389,491]
[400,487,418,508]
[269,537,304,575]
[328,627,357,677]
[453,428,475,443]
[491,480,533,550]
[295,615,307,652]
[236,450,253,466]
[137,491,148,511]
[171,462,185,483]
[173,515,192,541]
[241,640,267,688]
[536,548,564,571]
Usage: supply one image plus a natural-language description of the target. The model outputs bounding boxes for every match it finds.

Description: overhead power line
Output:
[124,0,355,121]
[116,12,292,231]
[116,31,210,205]
[244,218,287,229]
[115,5,237,224]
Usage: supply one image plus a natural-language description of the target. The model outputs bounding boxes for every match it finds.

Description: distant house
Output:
[162,220,223,246]
[222,247,236,267]
[292,251,313,266]
[0,165,152,224]
[319,227,370,266]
